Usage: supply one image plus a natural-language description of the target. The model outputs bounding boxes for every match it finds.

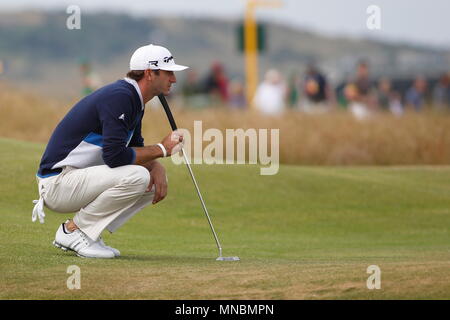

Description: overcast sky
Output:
[2,0,450,48]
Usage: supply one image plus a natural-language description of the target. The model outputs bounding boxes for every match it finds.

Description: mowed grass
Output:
[0,137,449,299]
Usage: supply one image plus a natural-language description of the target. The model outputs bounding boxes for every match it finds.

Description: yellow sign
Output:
[244,0,282,107]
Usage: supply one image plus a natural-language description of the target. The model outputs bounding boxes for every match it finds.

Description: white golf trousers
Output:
[36,165,154,241]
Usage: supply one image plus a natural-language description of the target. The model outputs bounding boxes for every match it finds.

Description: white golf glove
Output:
[32,197,46,223]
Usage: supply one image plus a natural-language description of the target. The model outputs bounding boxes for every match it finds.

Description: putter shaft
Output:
[157,94,224,258]
[181,148,223,257]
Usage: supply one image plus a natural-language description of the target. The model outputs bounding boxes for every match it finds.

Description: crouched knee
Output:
[120,165,150,191]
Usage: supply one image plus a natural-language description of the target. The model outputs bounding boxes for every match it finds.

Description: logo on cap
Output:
[163,56,174,63]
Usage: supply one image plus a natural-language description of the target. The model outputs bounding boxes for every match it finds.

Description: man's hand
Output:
[144,161,168,205]
[161,130,184,156]
[133,130,184,166]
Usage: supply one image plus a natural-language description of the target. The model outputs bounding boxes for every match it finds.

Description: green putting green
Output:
[0,137,449,299]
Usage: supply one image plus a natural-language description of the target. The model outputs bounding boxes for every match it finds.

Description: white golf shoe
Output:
[53,222,115,259]
[98,236,121,257]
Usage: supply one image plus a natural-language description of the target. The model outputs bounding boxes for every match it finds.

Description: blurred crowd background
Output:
[166,60,450,119]
[79,56,450,120]
[1,1,450,165]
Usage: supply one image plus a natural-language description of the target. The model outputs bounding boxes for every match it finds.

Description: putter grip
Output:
[158,94,178,131]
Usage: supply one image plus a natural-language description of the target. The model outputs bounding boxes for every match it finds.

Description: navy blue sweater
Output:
[38,79,145,178]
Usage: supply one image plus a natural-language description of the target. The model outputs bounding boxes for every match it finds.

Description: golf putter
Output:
[158,94,239,262]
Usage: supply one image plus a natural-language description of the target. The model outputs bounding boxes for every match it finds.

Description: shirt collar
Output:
[123,77,145,111]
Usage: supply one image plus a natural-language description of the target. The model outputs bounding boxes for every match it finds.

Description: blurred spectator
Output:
[376,77,404,116]
[181,70,208,108]
[432,73,450,111]
[345,60,377,119]
[228,78,246,109]
[182,70,201,97]
[336,79,350,109]
[204,62,229,105]
[376,77,392,111]
[300,64,332,113]
[287,72,300,109]
[344,83,370,119]
[79,58,101,96]
[253,69,287,116]
[389,91,404,117]
[355,61,372,93]
[405,76,427,111]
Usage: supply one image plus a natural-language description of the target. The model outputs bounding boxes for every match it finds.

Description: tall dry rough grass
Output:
[1,82,450,165]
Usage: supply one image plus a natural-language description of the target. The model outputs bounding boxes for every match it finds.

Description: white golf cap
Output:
[129,44,188,72]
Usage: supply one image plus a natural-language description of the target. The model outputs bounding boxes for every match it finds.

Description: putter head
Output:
[216,256,240,261]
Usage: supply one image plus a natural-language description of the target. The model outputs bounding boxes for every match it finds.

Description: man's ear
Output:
[145,69,153,81]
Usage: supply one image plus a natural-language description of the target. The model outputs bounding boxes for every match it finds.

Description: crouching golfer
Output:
[32,44,188,258]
